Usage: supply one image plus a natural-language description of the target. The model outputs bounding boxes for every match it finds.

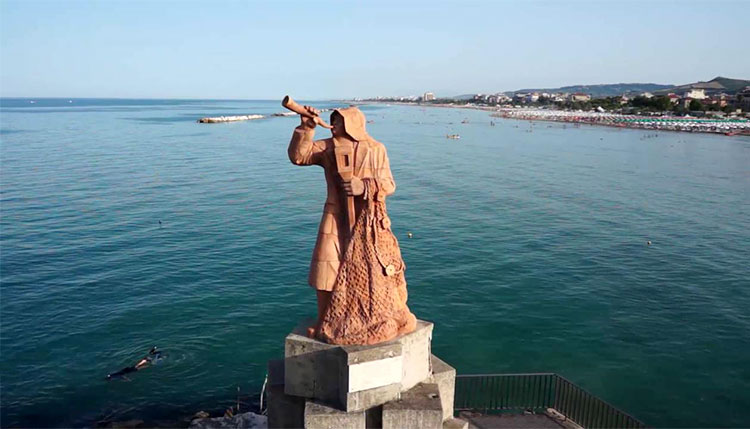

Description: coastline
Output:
[355,101,750,136]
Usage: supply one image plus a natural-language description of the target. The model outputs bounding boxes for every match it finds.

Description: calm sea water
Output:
[1,99,749,427]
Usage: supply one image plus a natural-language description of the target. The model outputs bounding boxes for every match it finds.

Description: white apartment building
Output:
[683,89,707,100]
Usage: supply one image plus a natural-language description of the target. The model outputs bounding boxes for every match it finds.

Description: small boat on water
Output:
[446,134,461,139]
[461,119,469,124]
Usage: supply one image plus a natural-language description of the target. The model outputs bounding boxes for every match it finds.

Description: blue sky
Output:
[1,0,748,99]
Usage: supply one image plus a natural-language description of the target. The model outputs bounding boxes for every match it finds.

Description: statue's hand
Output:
[300,105,320,129]
[342,176,364,196]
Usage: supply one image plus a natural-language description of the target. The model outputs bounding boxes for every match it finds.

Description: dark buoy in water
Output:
[647,240,652,246]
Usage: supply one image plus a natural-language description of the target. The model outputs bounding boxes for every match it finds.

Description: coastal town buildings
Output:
[512,93,526,103]
[683,89,707,100]
[706,94,729,108]
[374,95,420,102]
[472,94,489,102]
[491,94,512,104]
[570,93,591,102]
[363,82,749,115]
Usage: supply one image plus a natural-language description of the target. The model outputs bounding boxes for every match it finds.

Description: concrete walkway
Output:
[460,412,564,429]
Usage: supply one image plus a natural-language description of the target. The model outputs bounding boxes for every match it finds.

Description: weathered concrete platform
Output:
[284,320,433,412]
[304,401,366,429]
[382,382,443,429]
[269,354,457,428]
[269,319,459,429]
[458,411,564,429]
[267,359,304,429]
[429,354,456,421]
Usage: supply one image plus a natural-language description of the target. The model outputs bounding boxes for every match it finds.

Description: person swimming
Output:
[107,346,162,380]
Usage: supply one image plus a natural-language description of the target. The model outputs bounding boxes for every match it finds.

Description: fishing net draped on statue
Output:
[318,179,417,345]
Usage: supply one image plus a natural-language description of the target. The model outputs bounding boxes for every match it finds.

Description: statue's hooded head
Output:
[330,107,370,142]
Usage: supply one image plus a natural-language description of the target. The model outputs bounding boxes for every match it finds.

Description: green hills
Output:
[481,77,750,99]
[654,76,750,95]
[503,83,674,97]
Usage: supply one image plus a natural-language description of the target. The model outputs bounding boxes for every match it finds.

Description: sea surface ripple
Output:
[1,99,749,427]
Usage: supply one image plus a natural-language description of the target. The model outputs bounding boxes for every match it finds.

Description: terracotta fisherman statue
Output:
[285,98,416,345]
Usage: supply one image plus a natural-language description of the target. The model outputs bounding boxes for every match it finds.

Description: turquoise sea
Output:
[1,99,749,427]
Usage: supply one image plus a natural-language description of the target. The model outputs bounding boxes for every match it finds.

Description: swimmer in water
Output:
[107,346,162,380]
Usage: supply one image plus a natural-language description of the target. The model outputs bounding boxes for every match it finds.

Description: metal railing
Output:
[454,373,646,428]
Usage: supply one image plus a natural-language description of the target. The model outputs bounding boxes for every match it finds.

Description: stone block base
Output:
[428,355,456,421]
[304,401,366,429]
[397,320,434,390]
[269,319,455,428]
[267,359,305,429]
[382,383,443,429]
[268,354,456,429]
[284,320,433,412]
[442,417,469,429]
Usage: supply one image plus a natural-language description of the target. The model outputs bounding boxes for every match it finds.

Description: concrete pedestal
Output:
[382,383,443,429]
[304,401,366,429]
[266,359,305,429]
[428,355,456,421]
[442,417,469,429]
[268,319,456,429]
[284,320,433,412]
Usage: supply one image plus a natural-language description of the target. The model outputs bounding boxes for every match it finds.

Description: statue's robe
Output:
[288,107,395,292]
[288,107,416,344]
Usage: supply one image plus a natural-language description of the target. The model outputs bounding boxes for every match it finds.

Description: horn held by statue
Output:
[282,96,332,129]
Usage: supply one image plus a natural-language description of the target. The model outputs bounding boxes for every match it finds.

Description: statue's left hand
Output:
[342,177,364,196]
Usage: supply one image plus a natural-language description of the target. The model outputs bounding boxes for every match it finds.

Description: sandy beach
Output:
[360,102,750,136]
[492,108,750,135]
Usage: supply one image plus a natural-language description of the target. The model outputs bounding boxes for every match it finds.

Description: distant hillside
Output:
[504,83,674,97]
[654,76,750,95]
[446,76,750,100]
[450,94,477,100]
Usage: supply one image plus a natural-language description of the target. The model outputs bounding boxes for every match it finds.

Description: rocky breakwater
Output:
[198,108,335,124]
[198,114,265,123]
[189,411,267,428]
